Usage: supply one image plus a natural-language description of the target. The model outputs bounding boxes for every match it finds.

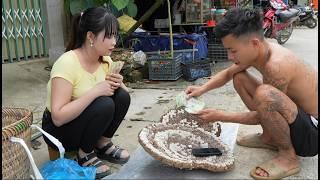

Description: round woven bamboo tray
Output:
[138,108,234,172]
[138,123,235,172]
[2,107,33,179]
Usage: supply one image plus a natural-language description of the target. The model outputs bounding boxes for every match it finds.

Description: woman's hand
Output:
[105,73,123,90]
[93,80,116,97]
[196,108,224,122]
[185,85,205,99]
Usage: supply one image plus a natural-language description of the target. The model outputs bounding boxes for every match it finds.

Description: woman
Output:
[42,7,130,178]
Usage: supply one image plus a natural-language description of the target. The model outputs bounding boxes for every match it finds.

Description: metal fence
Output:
[2,0,48,63]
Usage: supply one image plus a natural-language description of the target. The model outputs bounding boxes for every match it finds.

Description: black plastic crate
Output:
[202,27,222,44]
[181,60,212,81]
[147,54,183,80]
[208,43,228,62]
[202,27,228,62]
[208,35,223,44]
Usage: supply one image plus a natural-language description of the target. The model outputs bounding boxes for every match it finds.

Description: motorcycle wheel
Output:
[276,24,293,45]
[263,27,272,38]
[306,18,317,28]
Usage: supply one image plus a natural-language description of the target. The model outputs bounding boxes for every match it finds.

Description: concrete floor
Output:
[2,27,318,179]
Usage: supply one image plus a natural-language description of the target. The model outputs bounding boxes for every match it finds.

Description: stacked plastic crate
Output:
[130,33,211,81]
[147,54,183,81]
[204,27,229,62]
[146,49,212,81]
[181,59,212,81]
[204,0,238,62]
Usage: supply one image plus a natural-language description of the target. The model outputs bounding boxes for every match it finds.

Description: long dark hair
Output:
[66,7,119,62]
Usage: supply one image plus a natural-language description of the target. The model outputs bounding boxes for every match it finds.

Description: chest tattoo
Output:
[263,63,288,92]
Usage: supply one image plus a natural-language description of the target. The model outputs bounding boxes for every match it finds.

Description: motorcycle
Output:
[262,0,300,44]
[293,3,317,28]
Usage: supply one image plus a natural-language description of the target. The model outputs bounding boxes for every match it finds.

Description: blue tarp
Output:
[129,33,208,63]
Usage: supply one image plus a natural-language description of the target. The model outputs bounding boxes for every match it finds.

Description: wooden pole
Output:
[126,0,164,36]
[167,0,174,58]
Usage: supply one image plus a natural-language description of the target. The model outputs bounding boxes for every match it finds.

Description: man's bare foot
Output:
[237,133,277,151]
[255,152,299,177]
[259,133,274,146]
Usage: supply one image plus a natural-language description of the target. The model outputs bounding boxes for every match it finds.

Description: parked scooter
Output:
[309,3,317,19]
[293,3,317,28]
[262,0,300,44]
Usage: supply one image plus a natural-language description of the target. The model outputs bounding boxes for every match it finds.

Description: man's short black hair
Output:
[215,8,264,39]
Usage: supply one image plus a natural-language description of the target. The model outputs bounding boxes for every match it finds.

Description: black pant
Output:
[290,108,318,157]
[42,88,130,153]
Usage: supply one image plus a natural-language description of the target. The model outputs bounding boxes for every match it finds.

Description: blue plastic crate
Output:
[148,54,183,80]
[181,60,212,81]
[174,49,200,64]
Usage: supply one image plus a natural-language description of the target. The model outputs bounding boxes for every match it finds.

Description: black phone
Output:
[191,148,222,157]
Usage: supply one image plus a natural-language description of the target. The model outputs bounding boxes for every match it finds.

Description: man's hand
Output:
[185,85,205,99]
[196,108,224,122]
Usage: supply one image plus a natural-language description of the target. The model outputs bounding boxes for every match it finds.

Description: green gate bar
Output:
[39,0,47,56]
[3,0,13,63]
[9,0,20,62]
[33,0,41,58]
[17,0,28,61]
[26,0,34,59]
[2,0,48,63]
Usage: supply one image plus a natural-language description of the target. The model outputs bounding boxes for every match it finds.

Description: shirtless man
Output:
[185,8,318,179]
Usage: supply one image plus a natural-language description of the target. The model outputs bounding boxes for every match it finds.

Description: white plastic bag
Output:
[10,125,96,180]
[133,50,147,66]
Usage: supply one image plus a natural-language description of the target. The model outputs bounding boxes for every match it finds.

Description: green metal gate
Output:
[2,0,48,63]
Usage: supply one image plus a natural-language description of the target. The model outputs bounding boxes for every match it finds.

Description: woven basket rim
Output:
[2,107,32,139]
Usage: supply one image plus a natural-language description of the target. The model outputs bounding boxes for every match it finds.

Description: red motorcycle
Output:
[262,0,300,44]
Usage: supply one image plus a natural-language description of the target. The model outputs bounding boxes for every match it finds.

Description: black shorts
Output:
[289,108,318,157]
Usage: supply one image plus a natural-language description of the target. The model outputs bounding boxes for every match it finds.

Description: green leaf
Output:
[93,0,106,6]
[112,0,129,10]
[86,0,96,7]
[126,0,137,17]
[64,0,71,14]
[70,0,89,15]
[105,3,121,17]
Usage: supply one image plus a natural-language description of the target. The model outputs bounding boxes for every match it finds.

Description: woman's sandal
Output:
[77,152,112,179]
[95,141,130,164]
